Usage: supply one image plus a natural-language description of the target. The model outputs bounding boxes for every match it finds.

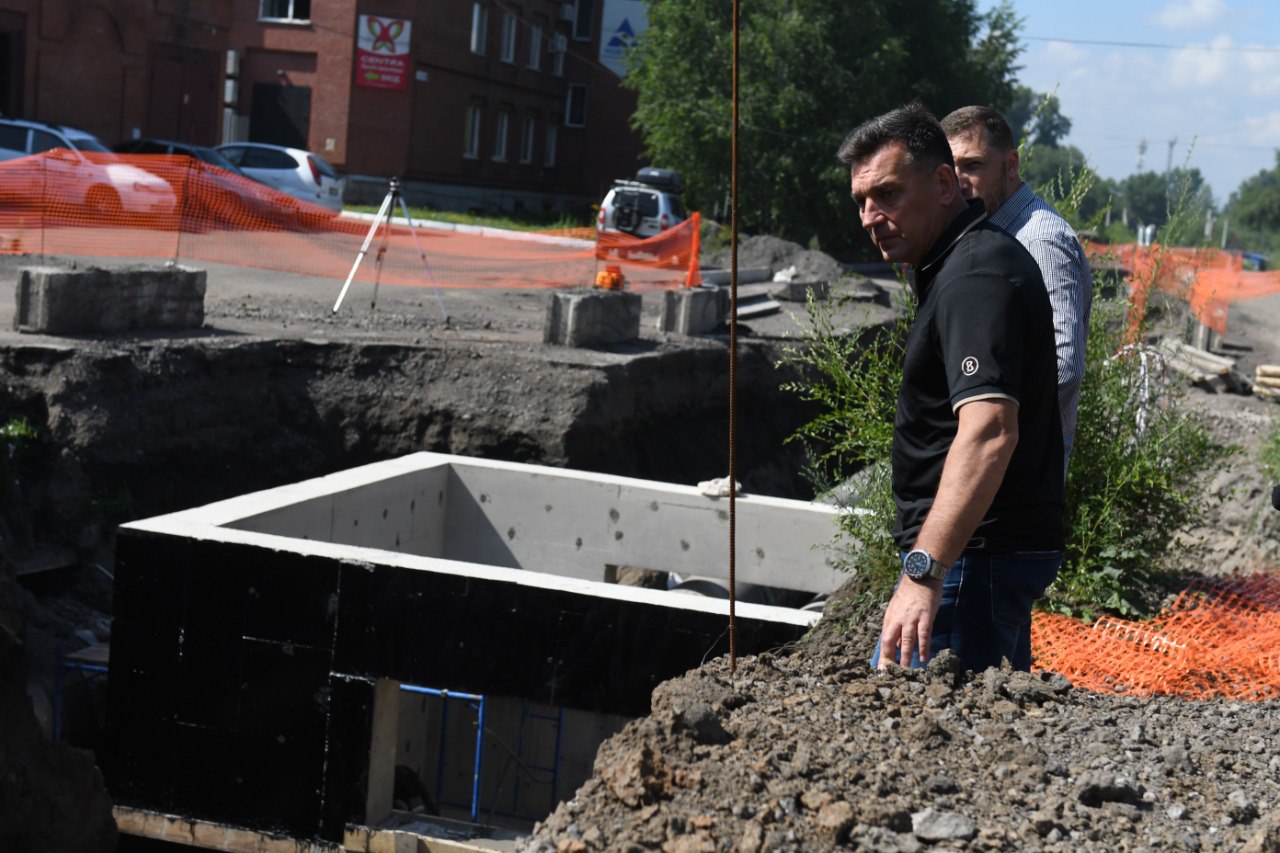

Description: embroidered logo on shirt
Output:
[961,356,979,376]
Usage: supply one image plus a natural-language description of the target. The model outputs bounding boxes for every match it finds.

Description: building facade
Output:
[0,0,647,212]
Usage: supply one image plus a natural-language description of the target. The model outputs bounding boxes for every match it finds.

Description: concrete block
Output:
[543,290,641,348]
[699,267,772,286]
[771,279,830,302]
[657,286,726,335]
[14,264,206,335]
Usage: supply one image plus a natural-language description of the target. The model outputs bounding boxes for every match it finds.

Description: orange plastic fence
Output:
[1033,572,1280,701]
[1084,241,1280,335]
[0,151,700,291]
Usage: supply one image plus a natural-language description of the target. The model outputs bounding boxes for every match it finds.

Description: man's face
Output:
[948,127,1017,216]
[850,142,953,268]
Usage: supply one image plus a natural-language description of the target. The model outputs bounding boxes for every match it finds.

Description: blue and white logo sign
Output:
[599,0,649,77]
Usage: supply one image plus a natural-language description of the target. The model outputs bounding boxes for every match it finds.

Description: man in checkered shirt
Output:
[942,106,1093,474]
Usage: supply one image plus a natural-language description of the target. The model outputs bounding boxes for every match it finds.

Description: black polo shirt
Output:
[891,199,1064,553]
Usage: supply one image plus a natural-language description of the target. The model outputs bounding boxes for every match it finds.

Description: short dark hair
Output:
[939,106,1016,153]
[835,102,954,173]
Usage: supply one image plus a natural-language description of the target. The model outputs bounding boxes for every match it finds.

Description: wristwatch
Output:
[903,548,948,582]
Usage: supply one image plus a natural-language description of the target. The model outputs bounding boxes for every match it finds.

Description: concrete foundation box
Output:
[658,286,726,335]
[14,265,206,335]
[543,290,641,347]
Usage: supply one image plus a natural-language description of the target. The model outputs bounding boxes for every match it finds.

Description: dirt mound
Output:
[702,235,846,282]
[523,610,1280,851]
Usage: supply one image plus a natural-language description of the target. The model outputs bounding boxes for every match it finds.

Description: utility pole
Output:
[1166,137,1178,174]
[1136,139,1147,173]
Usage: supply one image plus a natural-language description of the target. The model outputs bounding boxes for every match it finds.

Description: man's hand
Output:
[877,577,943,669]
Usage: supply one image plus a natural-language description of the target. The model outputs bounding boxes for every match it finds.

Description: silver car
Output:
[214,142,344,214]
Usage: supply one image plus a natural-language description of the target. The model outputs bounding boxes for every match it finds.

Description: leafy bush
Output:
[777,279,913,613]
[1047,296,1230,617]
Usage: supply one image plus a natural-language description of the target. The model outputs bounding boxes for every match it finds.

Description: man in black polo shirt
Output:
[836,103,1064,672]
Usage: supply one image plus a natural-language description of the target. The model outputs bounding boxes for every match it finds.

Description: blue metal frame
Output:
[53,644,110,743]
[398,683,487,823]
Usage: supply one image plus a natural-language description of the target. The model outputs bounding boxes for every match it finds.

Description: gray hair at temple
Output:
[835,102,954,174]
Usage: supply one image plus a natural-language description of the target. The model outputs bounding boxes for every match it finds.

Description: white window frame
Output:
[552,38,565,76]
[258,0,310,22]
[500,13,518,63]
[527,25,542,70]
[565,85,587,128]
[543,122,557,167]
[470,3,488,55]
[493,111,510,162]
[519,116,536,164]
[464,106,482,159]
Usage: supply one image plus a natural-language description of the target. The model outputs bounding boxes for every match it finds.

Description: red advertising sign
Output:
[356,14,412,91]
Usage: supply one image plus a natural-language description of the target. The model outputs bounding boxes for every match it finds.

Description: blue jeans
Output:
[871,550,1062,672]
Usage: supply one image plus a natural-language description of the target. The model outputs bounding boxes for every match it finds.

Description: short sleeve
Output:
[935,274,1026,411]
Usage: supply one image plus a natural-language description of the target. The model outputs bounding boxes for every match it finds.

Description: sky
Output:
[976,0,1280,206]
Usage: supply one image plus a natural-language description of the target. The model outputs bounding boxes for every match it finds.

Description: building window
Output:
[464,106,482,159]
[565,85,587,128]
[500,13,517,63]
[572,0,594,41]
[527,25,542,70]
[470,3,487,55]
[551,34,565,76]
[259,0,310,21]
[520,116,535,164]
[493,111,510,161]
[544,122,557,167]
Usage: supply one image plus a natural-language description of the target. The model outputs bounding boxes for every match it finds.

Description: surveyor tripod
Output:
[332,177,447,320]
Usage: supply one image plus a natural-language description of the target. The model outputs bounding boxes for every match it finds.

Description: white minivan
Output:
[597,168,688,238]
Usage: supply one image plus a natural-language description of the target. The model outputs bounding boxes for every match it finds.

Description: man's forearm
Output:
[913,399,1019,566]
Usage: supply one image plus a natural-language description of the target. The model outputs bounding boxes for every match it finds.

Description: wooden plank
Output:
[114,805,326,851]
[1256,364,1280,379]
[1256,375,1280,390]
[365,678,401,827]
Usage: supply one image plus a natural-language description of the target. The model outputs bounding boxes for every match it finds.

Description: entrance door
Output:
[147,44,221,144]
[249,83,311,150]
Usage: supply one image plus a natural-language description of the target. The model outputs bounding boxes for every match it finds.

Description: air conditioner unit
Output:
[551,34,568,53]
[559,2,574,22]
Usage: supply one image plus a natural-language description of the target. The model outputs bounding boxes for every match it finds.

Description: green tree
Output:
[1224,152,1280,253]
[624,0,1024,256]
[1116,168,1214,236]
[1007,85,1072,148]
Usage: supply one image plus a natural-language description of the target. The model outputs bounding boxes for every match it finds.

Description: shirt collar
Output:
[914,198,987,299]
[988,181,1034,230]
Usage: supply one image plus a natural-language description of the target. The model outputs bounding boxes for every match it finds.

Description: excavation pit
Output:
[105,452,841,847]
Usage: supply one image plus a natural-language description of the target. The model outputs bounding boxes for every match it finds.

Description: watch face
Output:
[904,550,930,580]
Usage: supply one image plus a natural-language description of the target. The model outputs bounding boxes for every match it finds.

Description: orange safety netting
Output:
[0,151,700,291]
[1032,572,1280,701]
[1085,241,1280,335]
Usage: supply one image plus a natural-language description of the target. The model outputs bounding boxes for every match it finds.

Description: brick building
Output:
[0,0,647,212]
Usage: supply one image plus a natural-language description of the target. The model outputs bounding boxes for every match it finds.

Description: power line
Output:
[1026,35,1280,54]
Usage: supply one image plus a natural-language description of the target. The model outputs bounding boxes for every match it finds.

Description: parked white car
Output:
[214,142,344,213]
[0,118,176,216]
[597,168,688,238]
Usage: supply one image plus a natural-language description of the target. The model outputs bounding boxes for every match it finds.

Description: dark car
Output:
[111,138,300,225]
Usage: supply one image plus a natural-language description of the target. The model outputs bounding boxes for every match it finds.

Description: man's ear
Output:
[935,163,959,205]
[1006,147,1020,184]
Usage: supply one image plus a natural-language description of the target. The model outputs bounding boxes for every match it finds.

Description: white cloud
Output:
[1150,0,1227,29]
[1167,34,1233,89]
